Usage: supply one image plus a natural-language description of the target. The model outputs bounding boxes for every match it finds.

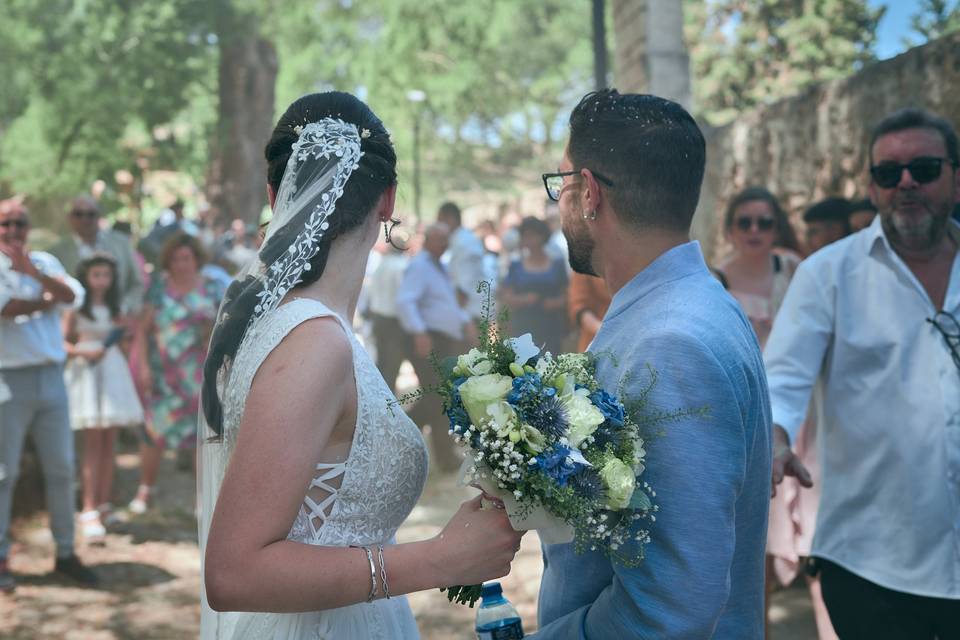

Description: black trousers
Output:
[370,313,409,393]
[819,559,960,639]
[405,330,464,472]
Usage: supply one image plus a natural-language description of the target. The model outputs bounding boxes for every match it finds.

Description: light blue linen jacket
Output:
[534,241,771,639]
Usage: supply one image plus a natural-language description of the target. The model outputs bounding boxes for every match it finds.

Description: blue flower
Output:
[589,389,625,428]
[520,393,568,439]
[532,445,588,488]
[569,467,605,501]
[507,372,541,405]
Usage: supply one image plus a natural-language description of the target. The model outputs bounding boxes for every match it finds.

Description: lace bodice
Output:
[221,298,428,547]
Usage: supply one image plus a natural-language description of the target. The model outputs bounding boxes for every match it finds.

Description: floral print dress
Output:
[145,274,224,449]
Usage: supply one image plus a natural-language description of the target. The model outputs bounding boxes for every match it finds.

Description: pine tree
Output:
[684,0,884,126]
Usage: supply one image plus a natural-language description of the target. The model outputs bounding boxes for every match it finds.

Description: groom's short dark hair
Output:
[568,89,706,233]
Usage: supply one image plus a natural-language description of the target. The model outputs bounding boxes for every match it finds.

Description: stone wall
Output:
[692,31,960,263]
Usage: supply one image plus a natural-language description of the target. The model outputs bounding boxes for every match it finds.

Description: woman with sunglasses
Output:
[716,188,836,639]
[714,187,801,347]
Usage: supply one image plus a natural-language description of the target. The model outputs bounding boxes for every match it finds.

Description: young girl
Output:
[63,254,144,542]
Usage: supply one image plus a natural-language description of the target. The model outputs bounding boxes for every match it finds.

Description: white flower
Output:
[458,374,513,427]
[563,388,605,448]
[600,458,637,510]
[505,333,540,365]
[455,348,493,376]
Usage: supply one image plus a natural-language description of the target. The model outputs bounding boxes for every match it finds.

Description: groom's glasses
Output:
[927,310,960,373]
[542,170,615,202]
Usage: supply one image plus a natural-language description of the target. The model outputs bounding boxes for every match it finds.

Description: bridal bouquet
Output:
[430,286,659,606]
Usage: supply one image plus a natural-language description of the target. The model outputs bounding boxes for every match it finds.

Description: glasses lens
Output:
[547,176,565,201]
[907,158,943,184]
[757,218,775,232]
[870,164,901,188]
[735,217,752,231]
[0,220,27,229]
[936,312,960,338]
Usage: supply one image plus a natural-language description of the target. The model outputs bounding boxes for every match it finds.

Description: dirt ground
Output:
[0,442,818,639]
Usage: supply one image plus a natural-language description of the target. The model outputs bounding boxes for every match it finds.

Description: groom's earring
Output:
[583,209,597,221]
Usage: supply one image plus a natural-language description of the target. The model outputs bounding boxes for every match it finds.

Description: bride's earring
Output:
[384,218,405,250]
[583,209,597,221]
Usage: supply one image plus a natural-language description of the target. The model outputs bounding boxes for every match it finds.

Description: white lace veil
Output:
[197,118,363,639]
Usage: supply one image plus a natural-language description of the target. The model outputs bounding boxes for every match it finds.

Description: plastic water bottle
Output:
[475,581,524,639]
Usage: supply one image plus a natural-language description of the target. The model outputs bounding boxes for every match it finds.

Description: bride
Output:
[197,92,523,639]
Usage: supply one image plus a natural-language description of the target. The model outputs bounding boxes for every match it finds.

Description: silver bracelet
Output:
[351,545,377,602]
[377,544,390,599]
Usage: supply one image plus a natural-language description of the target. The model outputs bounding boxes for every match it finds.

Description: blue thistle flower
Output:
[520,393,568,439]
[569,468,605,502]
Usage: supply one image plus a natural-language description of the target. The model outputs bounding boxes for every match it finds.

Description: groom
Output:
[533,90,771,638]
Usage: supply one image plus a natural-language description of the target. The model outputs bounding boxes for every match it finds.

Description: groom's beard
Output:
[562,212,597,277]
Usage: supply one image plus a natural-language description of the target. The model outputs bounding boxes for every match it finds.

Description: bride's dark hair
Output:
[201,92,397,435]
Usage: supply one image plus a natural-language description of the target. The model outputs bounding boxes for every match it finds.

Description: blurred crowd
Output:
[1,106,959,638]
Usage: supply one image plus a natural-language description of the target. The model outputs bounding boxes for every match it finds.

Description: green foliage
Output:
[271,0,593,214]
[906,0,960,45]
[685,0,885,126]
[1,0,594,224]
[0,0,218,220]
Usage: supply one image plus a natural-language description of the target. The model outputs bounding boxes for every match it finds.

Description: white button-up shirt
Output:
[764,216,960,598]
[0,251,84,369]
[442,226,487,319]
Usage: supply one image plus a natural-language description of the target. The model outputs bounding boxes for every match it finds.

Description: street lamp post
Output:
[407,89,426,224]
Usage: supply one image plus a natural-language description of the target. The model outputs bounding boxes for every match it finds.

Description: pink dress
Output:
[726,253,822,586]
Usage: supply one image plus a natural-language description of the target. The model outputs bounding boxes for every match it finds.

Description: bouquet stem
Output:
[440,583,483,607]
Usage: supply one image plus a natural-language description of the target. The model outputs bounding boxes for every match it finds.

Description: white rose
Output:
[563,388,606,448]
[458,374,514,427]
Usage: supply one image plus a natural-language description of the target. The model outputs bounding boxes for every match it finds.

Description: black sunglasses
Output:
[542,170,615,202]
[927,310,960,373]
[71,209,99,219]
[735,216,776,232]
[870,157,956,189]
[0,219,28,229]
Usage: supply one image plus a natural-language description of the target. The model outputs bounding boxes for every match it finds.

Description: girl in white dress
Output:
[63,254,144,541]
[198,93,523,639]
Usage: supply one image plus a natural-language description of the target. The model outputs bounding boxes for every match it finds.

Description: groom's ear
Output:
[580,168,603,215]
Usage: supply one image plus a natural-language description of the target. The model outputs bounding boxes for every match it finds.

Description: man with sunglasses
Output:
[766,108,960,639]
[50,196,144,316]
[534,90,771,639]
[0,198,98,592]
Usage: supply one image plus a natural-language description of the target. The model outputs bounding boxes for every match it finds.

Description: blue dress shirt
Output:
[534,241,772,639]
[396,251,469,340]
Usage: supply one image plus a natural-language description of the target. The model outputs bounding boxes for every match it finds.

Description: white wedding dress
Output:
[199,298,429,639]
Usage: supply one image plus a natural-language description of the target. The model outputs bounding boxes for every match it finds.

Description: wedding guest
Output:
[63,254,144,542]
[396,222,468,472]
[367,241,410,392]
[130,233,224,513]
[768,108,960,639]
[715,187,801,346]
[568,272,610,352]
[848,198,878,232]
[499,216,569,354]
[438,201,487,319]
[138,199,198,267]
[50,196,144,317]
[803,197,852,254]
[0,198,97,591]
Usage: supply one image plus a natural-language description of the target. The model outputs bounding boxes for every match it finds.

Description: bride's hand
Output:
[429,495,525,588]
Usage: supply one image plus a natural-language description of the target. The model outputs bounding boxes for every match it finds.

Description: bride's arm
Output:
[204,317,521,613]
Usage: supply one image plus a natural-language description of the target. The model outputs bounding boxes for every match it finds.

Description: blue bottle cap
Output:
[481,582,503,599]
